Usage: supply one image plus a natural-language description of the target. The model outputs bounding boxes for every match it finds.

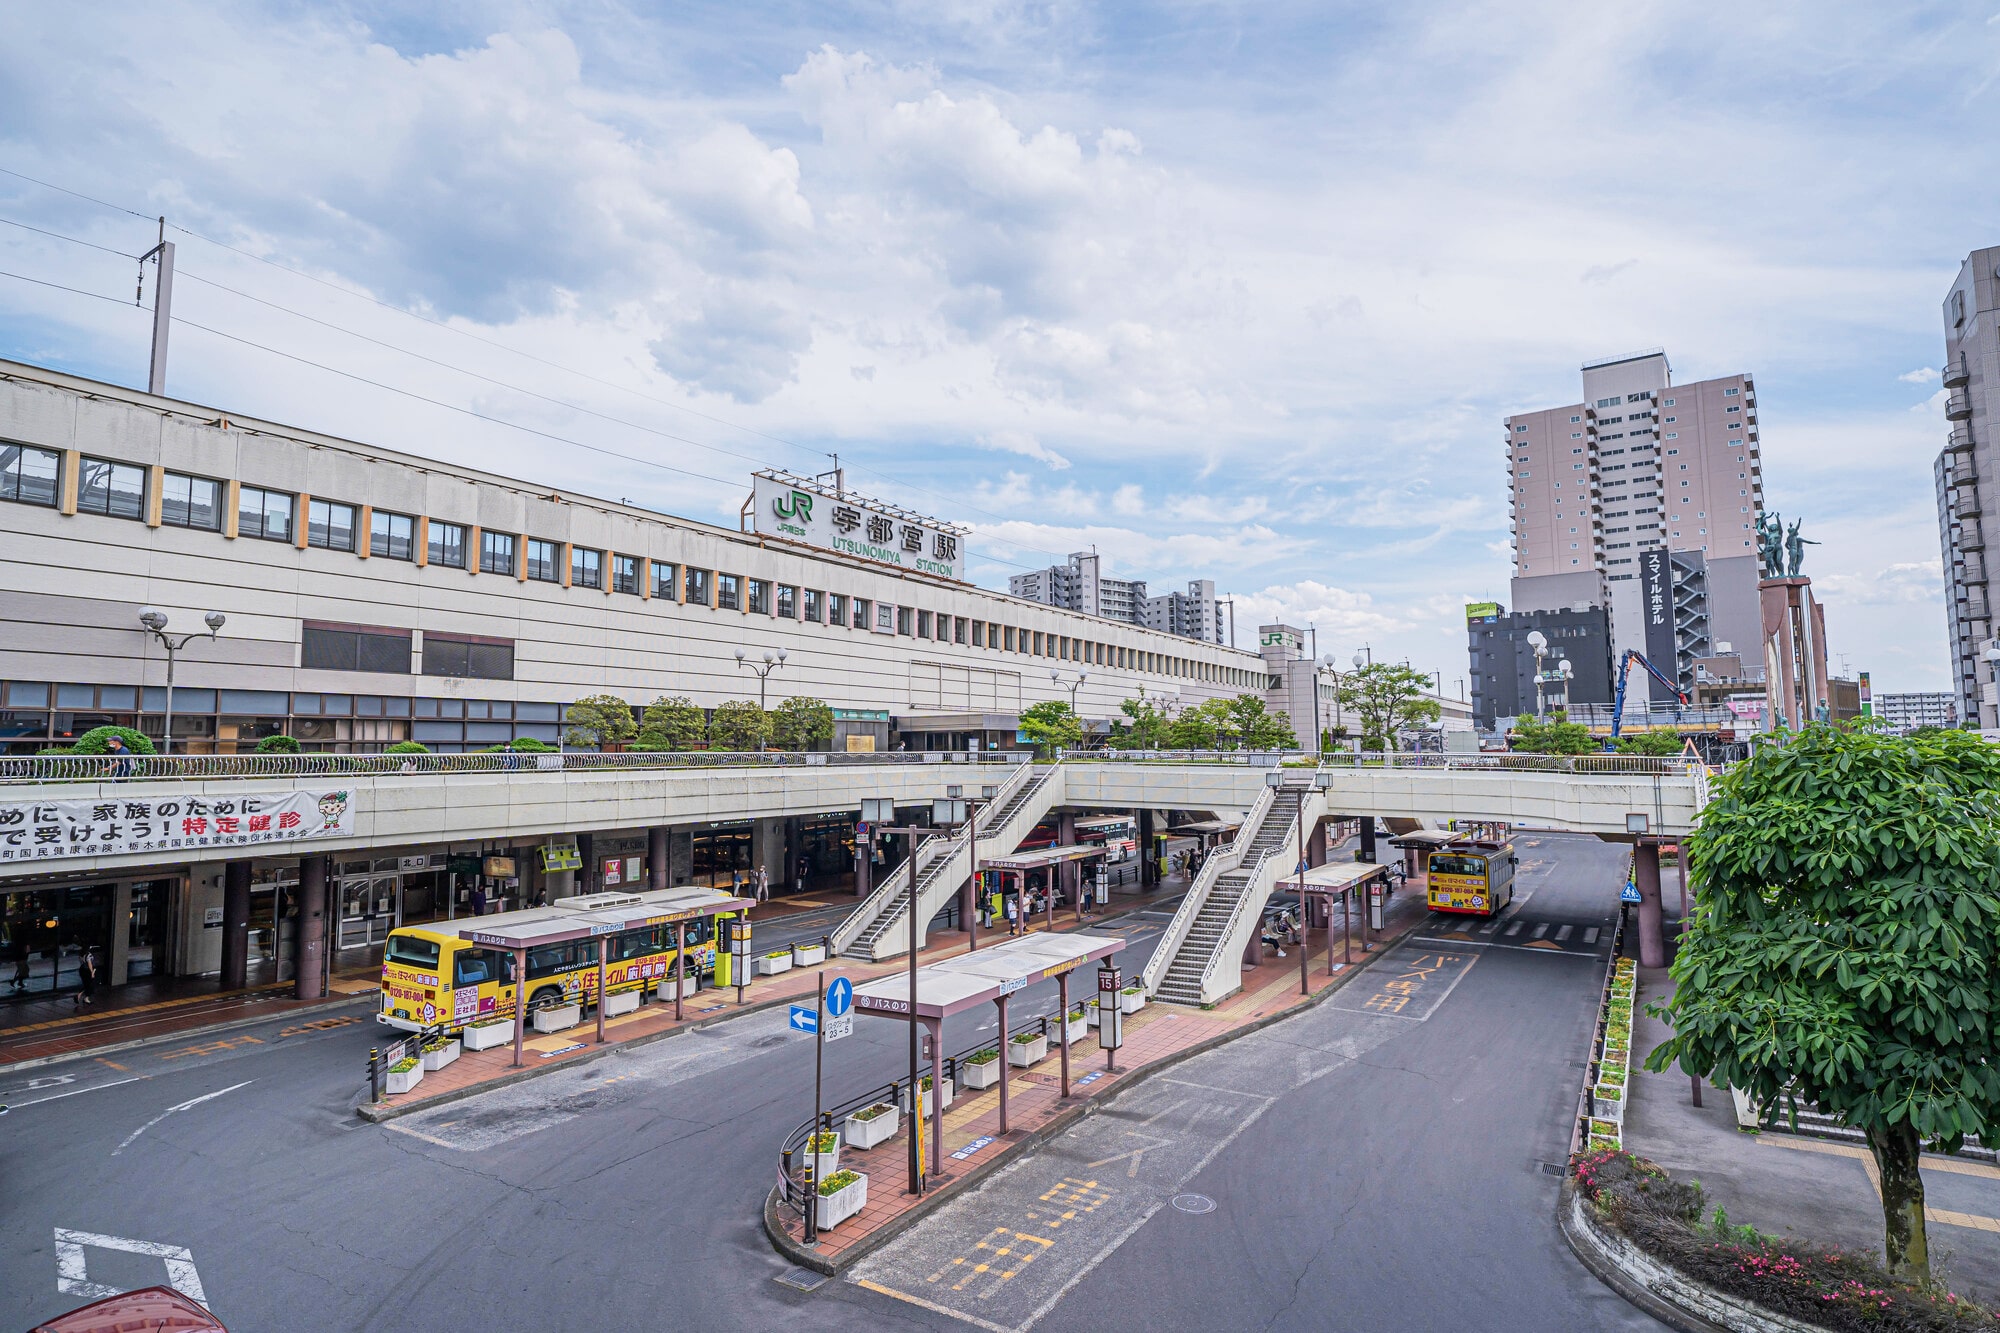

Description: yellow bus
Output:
[1425,843,1517,918]
[378,904,733,1034]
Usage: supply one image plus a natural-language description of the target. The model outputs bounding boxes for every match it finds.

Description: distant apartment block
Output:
[1935,245,2000,729]
[1010,554,1226,644]
[1505,349,1766,705]
[1874,690,1959,733]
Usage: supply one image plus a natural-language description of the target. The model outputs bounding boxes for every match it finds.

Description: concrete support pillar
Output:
[1137,808,1157,887]
[1635,842,1666,969]
[1358,816,1377,864]
[1056,811,1077,904]
[294,857,327,1000]
[649,827,669,892]
[855,832,873,899]
[107,881,133,986]
[1307,819,1327,870]
[576,832,595,897]
[1243,928,1261,969]
[928,1017,946,1177]
[220,860,252,990]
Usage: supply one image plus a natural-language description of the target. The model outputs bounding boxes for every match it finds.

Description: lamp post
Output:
[733,647,787,750]
[1986,646,2000,728]
[1526,630,1549,717]
[1050,669,1089,749]
[138,608,225,755]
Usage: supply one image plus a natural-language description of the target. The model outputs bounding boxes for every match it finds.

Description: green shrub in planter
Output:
[421,1037,449,1052]
[255,734,301,753]
[965,1049,999,1065]
[390,1057,420,1073]
[68,726,156,756]
[386,740,430,755]
[817,1169,860,1197]
[807,1130,838,1153]
[1010,1031,1040,1045]
[851,1103,892,1122]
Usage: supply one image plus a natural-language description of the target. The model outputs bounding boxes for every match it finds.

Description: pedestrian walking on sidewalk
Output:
[732,868,744,897]
[470,883,488,917]
[754,865,770,903]
[1004,892,1018,936]
[75,947,98,1006]
[106,735,133,778]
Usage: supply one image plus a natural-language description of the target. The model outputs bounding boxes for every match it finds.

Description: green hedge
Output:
[255,734,301,753]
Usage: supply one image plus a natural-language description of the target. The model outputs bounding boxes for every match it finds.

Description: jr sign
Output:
[750,471,969,582]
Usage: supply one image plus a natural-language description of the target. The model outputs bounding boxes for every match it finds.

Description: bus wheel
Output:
[527,987,566,1012]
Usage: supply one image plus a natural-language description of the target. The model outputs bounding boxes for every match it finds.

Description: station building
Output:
[0,358,1278,996]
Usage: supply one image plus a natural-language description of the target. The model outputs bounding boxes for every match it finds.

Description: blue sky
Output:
[3,2,1997,691]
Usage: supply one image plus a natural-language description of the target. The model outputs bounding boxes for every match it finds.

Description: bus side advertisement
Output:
[1427,871,1491,914]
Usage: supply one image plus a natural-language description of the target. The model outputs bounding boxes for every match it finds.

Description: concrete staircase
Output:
[1150,784,1310,1006]
[834,764,1064,962]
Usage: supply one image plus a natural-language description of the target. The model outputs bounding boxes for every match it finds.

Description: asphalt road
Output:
[1,835,1655,1331]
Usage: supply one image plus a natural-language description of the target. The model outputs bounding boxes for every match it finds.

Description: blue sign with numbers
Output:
[826,976,853,1018]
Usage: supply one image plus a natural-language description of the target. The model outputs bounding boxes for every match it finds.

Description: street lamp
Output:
[734,647,788,750]
[1554,658,1574,713]
[1526,630,1549,717]
[1985,646,2000,728]
[138,607,225,755]
[1050,669,1089,748]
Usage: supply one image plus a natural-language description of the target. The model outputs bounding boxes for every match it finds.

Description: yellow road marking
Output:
[853,1279,1012,1332]
[1757,1136,2000,1228]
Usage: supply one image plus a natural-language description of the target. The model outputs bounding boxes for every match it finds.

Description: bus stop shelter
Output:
[460,886,751,1068]
[979,843,1113,942]
[851,930,1127,1175]
[1387,828,1471,879]
[1282,861,1395,989]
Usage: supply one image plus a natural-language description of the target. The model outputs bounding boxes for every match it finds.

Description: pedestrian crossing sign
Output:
[1621,882,1642,904]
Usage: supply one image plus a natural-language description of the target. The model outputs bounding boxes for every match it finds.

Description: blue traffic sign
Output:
[788,1004,818,1034]
[826,976,853,1019]
[1621,881,1643,904]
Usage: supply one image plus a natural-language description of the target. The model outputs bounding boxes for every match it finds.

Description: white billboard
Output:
[751,471,969,582]
[0,789,357,863]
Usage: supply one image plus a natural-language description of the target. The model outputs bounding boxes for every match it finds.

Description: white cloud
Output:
[977,428,1070,469]
[1899,366,1940,384]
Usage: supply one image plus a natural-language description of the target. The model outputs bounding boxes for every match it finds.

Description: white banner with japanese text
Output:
[0,789,358,862]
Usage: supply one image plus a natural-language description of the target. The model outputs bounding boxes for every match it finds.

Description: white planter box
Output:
[385,1063,424,1095]
[1120,990,1146,1015]
[655,976,699,1001]
[757,954,794,976]
[462,1020,514,1051]
[532,1002,581,1033]
[814,1173,868,1230]
[1062,1017,1089,1046]
[903,1079,954,1117]
[961,1058,1002,1090]
[1007,1034,1047,1067]
[1085,1001,1101,1028]
[792,943,827,967]
[806,1135,842,1183]
[602,990,642,1017]
[845,1105,900,1150]
[420,1040,460,1071]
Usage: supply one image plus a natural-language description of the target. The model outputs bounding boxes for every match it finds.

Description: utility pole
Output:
[138,217,174,397]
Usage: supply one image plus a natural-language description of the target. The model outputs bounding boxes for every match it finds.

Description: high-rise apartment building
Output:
[1011,554,1227,644]
[1935,246,2000,729]
[1505,350,1767,702]
[1140,579,1227,645]
[1874,691,1959,733]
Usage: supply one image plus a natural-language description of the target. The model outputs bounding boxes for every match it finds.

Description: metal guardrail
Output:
[1069,750,1699,776]
[0,748,1031,785]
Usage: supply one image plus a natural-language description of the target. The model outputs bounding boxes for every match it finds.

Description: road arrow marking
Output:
[113,1080,253,1156]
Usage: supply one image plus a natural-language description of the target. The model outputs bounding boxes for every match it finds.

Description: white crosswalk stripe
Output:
[1583,927,1600,945]
[1505,921,1524,937]
[1555,924,1573,942]
[1531,922,1550,939]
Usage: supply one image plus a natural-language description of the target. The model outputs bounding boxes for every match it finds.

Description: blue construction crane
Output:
[1609,649,1688,742]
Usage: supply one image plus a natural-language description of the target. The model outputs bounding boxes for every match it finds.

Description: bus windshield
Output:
[1429,854,1487,878]
[385,933,442,969]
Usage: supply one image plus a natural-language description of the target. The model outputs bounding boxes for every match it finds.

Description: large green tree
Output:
[1614,728,1687,757]
[1112,696,1173,749]
[1512,709,1598,755]
[1165,697,1228,749]
[1646,724,2000,1281]
[563,694,637,750]
[1019,700,1085,756]
[1335,664,1440,751]
[772,696,835,750]
[1224,694,1297,750]
[707,700,770,751]
[636,695,707,751]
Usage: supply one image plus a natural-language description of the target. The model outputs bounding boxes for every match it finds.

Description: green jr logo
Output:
[772,490,813,523]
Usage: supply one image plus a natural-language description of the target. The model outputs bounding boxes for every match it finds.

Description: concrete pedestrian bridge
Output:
[0,749,1706,1005]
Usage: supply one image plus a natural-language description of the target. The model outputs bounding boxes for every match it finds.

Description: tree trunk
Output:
[1867,1122,1929,1281]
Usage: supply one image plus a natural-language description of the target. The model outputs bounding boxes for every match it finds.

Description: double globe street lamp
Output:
[734,647,788,751]
[138,607,225,756]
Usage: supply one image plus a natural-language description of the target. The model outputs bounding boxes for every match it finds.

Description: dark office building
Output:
[1467,603,1616,729]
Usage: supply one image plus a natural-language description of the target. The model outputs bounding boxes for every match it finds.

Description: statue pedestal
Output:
[1759,577,1827,731]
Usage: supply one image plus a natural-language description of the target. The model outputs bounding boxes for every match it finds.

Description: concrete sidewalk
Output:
[1625,966,2000,1304]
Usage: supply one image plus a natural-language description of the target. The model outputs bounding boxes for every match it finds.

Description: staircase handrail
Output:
[902,765,1063,950]
[1192,788,1336,996]
[1142,779,1277,995]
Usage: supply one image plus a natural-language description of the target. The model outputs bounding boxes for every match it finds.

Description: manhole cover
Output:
[1171,1193,1217,1215]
